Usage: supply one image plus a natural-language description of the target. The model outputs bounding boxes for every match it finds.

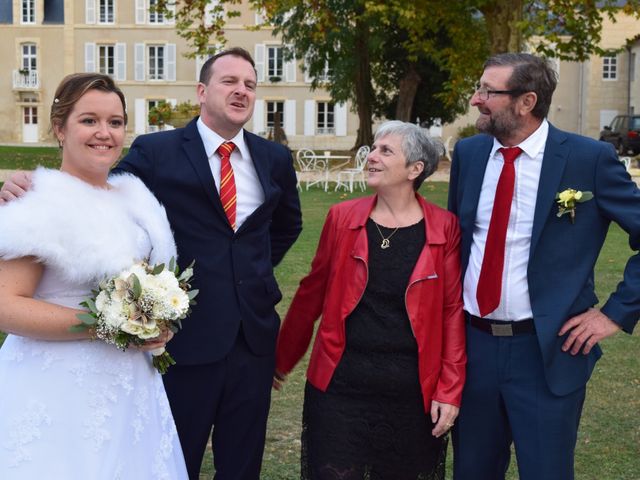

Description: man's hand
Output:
[558,307,621,355]
[0,171,32,204]
[430,400,459,438]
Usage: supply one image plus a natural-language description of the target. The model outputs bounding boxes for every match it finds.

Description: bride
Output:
[0,73,188,479]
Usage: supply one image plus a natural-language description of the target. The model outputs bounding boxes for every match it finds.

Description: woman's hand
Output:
[138,329,174,352]
[272,369,286,390]
[430,400,459,438]
[0,171,32,204]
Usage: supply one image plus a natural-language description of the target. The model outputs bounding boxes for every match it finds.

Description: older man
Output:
[448,53,640,480]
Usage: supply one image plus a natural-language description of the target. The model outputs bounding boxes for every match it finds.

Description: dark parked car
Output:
[599,115,640,155]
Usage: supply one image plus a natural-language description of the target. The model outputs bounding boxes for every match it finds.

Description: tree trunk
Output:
[353,17,374,149]
[395,63,421,121]
[480,0,524,54]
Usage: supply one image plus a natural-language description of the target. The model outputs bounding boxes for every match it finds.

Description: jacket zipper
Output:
[348,254,369,341]
[404,273,438,338]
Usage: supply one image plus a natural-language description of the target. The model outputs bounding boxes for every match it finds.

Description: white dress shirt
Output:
[464,120,549,320]
[197,118,265,231]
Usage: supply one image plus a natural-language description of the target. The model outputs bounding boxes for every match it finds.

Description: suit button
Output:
[237,280,243,285]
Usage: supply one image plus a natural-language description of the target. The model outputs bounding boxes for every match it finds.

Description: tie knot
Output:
[498,146,522,164]
[217,141,236,159]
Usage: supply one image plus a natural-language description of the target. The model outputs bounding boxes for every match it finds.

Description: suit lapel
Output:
[235,130,271,234]
[244,130,271,194]
[530,124,569,257]
[181,118,228,221]
[459,136,493,270]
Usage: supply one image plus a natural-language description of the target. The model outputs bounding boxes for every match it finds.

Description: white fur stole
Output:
[0,168,177,284]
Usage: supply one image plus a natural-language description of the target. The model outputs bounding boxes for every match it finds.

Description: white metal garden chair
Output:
[619,156,631,170]
[295,149,327,190]
[334,145,370,192]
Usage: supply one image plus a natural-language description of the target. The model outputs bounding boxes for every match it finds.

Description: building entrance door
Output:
[22,106,38,143]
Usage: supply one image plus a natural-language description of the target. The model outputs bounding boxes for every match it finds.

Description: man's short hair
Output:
[199,47,256,85]
[484,53,558,120]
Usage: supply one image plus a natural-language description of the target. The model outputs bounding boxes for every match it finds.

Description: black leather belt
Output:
[467,313,536,336]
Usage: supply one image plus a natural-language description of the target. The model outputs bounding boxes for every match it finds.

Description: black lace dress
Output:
[301,218,447,480]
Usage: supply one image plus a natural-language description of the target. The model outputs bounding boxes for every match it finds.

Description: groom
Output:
[0,47,302,479]
[115,48,302,479]
[448,53,640,480]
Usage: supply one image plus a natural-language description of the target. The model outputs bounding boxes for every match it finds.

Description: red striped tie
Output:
[217,141,237,230]
[476,146,522,317]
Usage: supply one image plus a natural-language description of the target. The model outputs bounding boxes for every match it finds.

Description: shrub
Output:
[456,124,479,140]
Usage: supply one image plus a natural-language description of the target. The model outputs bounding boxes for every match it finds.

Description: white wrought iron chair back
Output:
[295,149,327,190]
[334,145,370,193]
[619,156,631,171]
[354,145,370,169]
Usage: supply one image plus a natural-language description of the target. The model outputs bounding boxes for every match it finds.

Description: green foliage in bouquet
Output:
[71,258,198,374]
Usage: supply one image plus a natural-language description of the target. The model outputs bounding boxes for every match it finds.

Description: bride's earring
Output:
[58,137,64,148]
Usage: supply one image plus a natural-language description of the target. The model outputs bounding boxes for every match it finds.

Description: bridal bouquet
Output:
[71,258,198,374]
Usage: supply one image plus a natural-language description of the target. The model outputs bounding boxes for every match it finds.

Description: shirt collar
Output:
[490,119,549,160]
[197,117,249,160]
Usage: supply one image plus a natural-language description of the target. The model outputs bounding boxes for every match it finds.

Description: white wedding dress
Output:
[0,169,188,479]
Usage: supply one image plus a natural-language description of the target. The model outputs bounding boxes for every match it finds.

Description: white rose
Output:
[95,290,109,312]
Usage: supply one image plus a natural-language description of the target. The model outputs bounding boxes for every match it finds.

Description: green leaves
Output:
[151,263,165,275]
[69,312,97,333]
[556,189,594,223]
[188,289,200,301]
[76,313,97,326]
[131,274,142,300]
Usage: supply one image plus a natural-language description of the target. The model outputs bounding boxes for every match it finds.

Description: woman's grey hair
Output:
[374,120,442,191]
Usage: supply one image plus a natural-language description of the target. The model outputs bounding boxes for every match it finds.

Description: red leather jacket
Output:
[276,194,466,410]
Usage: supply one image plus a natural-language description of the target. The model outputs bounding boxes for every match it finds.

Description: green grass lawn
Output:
[0,145,62,170]
[0,147,638,479]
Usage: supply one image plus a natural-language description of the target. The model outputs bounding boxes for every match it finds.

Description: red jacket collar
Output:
[345,193,443,282]
[345,193,446,245]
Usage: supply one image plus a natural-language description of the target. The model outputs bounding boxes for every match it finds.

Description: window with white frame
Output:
[316,101,335,134]
[135,0,174,25]
[148,45,165,80]
[267,46,284,79]
[149,0,164,23]
[21,43,37,71]
[98,0,114,23]
[266,101,285,129]
[86,43,125,80]
[98,45,115,76]
[22,0,35,23]
[254,9,265,25]
[24,106,38,125]
[603,55,617,80]
[134,43,175,81]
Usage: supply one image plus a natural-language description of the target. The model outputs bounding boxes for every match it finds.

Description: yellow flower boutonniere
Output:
[556,188,593,224]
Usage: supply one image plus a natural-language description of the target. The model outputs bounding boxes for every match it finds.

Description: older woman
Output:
[274,121,466,479]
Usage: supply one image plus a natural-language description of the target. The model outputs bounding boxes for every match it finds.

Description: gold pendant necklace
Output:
[373,221,399,249]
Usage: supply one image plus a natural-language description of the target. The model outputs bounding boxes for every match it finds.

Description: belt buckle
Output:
[491,323,513,336]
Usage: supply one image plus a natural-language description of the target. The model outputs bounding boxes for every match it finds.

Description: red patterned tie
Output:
[217,141,237,230]
[476,146,523,317]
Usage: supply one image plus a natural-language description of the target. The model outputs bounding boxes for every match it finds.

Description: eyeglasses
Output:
[474,83,525,101]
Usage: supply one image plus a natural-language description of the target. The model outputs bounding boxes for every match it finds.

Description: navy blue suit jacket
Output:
[114,118,302,365]
[448,124,640,396]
